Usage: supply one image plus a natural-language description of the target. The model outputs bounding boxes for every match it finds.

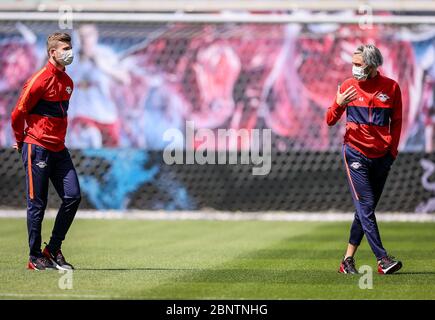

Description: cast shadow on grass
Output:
[388,272,435,275]
[76,268,435,276]
[75,269,349,285]
[77,267,204,271]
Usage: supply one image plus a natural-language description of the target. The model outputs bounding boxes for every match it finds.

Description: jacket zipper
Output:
[369,91,378,125]
[59,102,65,118]
[58,80,65,117]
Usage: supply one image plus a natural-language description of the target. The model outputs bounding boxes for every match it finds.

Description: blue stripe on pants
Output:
[22,143,81,258]
[342,144,394,260]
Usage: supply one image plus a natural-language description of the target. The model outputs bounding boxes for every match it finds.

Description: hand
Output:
[336,85,357,107]
[13,142,22,154]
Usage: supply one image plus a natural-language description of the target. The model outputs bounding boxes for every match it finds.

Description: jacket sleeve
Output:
[326,86,346,126]
[390,83,403,158]
[11,72,45,145]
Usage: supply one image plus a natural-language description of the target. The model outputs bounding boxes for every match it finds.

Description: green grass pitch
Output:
[0,218,434,299]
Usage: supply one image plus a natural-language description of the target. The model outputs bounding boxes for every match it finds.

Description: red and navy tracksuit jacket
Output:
[11,61,81,258]
[11,60,72,152]
[326,72,402,159]
[326,72,403,260]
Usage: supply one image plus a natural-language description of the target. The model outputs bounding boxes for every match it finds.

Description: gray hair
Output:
[354,44,383,68]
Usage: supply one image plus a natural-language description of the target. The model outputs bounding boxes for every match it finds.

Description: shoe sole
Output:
[27,262,57,271]
[49,259,69,271]
[338,264,359,274]
[42,252,70,271]
[59,265,74,270]
[378,261,402,275]
[27,262,41,271]
[55,264,69,271]
[42,249,73,271]
[29,261,67,271]
[338,270,359,274]
[338,264,346,273]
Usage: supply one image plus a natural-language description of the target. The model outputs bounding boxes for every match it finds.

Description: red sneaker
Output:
[377,256,402,274]
[43,246,74,270]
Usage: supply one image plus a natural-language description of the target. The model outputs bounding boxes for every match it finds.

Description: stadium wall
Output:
[0,18,434,213]
[1,149,435,213]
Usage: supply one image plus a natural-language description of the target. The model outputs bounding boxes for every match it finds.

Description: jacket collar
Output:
[46,60,65,76]
[358,71,381,88]
[371,71,381,81]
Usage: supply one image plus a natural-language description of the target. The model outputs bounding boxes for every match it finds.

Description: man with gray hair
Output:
[326,44,403,275]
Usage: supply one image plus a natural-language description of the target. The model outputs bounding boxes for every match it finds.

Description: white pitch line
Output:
[0,209,434,222]
[0,293,116,299]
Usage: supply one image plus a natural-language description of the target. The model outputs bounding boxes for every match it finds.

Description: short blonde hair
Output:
[46,32,71,57]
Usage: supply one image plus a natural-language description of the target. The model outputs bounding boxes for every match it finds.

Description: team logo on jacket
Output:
[36,161,47,169]
[377,93,390,102]
[350,162,362,170]
[66,86,72,94]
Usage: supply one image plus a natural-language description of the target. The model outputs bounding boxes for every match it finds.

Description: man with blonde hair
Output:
[11,32,80,270]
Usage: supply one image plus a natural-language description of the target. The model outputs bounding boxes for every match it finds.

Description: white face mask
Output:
[352,65,369,81]
[55,49,74,66]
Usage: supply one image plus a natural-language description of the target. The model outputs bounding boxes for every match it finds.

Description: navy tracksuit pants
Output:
[22,142,81,258]
[342,144,394,260]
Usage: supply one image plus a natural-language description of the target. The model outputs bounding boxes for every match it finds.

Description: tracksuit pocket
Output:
[33,145,49,169]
